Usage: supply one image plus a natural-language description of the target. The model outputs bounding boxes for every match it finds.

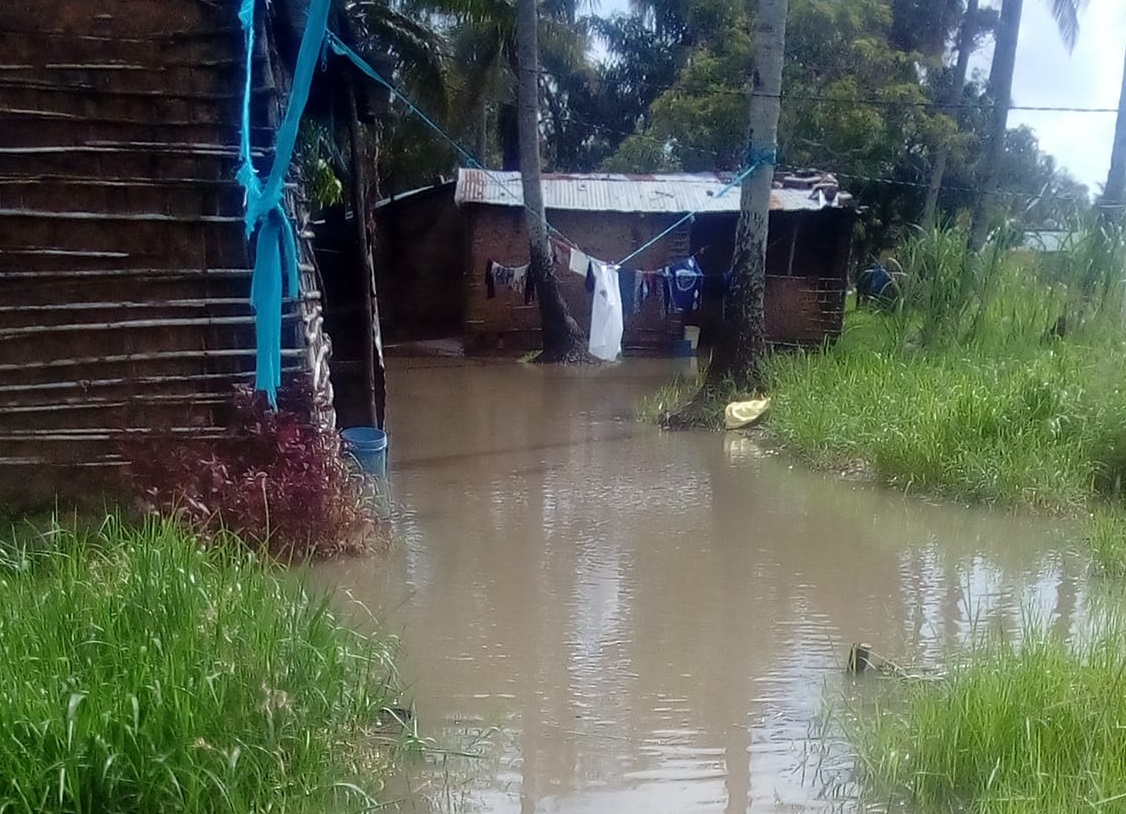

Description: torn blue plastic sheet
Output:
[237,0,332,406]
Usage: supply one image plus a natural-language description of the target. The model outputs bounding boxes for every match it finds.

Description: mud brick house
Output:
[0,0,384,507]
[374,168,857,354]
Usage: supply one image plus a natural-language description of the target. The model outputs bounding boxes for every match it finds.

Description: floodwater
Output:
[317,357,1086,814]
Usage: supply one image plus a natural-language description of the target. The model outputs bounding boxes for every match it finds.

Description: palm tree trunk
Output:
[922,0,979,231]
[346,74,386,429]
[702,0,788,392]
[515,0,586,361]
[969,0,1023,249]
[1102,44,1126,208]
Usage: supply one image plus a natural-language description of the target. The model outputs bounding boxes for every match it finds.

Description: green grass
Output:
[755,223,1126,513]
[635,375,743,429]
[0,513,408,813]
[763,321,1126,512]
[1086,508,1126,577]
[847,620,1126,814]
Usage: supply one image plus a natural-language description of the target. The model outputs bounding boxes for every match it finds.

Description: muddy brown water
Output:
[317,357,1084,813]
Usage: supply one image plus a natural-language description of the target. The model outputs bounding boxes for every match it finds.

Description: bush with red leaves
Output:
[126,379,378,560]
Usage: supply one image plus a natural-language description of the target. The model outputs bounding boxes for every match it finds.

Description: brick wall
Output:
[464,206,686,354]
[464,204,854,353]
[374,189,463,340]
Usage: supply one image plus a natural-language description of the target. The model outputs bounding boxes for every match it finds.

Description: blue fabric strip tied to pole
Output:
[237,0,332,407]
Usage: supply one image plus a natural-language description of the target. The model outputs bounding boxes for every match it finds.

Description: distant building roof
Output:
[452,169,853,214]
[373,182,454,210]
[1019,230,1071,253]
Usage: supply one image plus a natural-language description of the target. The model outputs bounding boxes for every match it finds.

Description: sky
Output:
[995,0,1125,195]
[593,0,1126,194]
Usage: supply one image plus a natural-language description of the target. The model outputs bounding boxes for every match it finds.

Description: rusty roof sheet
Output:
[453,169,853,214]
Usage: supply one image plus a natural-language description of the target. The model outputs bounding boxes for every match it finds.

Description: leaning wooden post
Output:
[847,643,873,675]
[346,74,386,428]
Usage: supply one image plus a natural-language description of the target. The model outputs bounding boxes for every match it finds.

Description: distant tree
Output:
[921,0,980,231]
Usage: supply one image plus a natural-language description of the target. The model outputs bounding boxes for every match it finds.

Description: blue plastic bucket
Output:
[670,339,694,357]
[340,426,388,477]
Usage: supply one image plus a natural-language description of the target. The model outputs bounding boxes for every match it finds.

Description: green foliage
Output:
[761,225,1126,512]
[600,133,681,173]
[847,618,1126,814]
[359,0,1093,245]
[765,332,1106,510]
[0,514,407,813]
[1086,507,1126,577]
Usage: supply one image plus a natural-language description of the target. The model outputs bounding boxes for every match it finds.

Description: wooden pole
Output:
[346,74,385,428]
[847,642,873,675]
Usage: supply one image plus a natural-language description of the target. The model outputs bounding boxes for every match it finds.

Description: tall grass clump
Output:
[0,513,405,813]
[1086,507,1126,577]
[848,618,1126,814]
[761,220,1126,511]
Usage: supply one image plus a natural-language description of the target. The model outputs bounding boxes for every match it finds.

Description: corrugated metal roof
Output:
[453,169,853,214]
[373,182,453,210]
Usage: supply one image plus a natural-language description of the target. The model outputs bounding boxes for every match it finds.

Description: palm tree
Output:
[428,0,595,170]
[704,0,788,394]
[969,0,1086,247]
[515,0,588,360]
[1102,47,1126,208]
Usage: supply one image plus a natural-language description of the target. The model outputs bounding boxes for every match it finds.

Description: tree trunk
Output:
[969,0,1023,249]
[1101,44,1126,210]
[703,0,788,392]
[515,0,587,361]
[346,75,386,429]
[921,0,979,231]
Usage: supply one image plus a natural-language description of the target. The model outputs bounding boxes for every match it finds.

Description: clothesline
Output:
[485,246,722,362]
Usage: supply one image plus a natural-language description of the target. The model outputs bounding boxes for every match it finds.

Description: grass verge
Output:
[847,620,1126,814]
[762,320,1126,512]
[0,513,408,813]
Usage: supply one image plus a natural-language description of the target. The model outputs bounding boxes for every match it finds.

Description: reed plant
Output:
[0,513,406,813]
[762,220,1126,512]
[1086,507,1126,577]
[847,617,1126,814]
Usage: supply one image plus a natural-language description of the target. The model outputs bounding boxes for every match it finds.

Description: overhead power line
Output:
[539,68,1120,113]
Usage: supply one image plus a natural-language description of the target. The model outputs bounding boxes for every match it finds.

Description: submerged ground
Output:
[318,356,1086,813]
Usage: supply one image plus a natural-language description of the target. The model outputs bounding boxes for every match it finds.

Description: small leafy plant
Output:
[127,378,377,559]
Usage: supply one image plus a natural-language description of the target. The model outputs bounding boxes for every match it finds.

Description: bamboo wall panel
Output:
[0,0,328,507]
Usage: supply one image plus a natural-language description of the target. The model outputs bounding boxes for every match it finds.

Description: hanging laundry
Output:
[661,256,704,315]
[617,268,644,316]
[588,260,624,362]
[617,268,634,314]
[485,261,496,298]
[569,246,591,278]
[701,269,733,301]
[485,260,536,304]
[551,239,572,271]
